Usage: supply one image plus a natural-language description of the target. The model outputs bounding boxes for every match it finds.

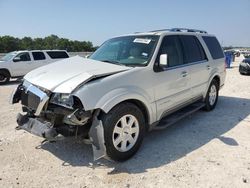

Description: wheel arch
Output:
[204,73,221,99]
[0,68,11,77]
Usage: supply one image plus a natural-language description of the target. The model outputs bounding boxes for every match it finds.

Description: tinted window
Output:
[46,51,69,59]
[180,35,207,63]
[158,35,184,67]
[16,52,31,61]
[202,36,224,59]
[32,52,45,60]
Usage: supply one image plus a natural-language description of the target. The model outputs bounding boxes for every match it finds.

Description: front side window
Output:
[15,52,31,61]
[32,52,45,60]
[157,35,184,68]
[90,35,159,66]
[180,35,207,63]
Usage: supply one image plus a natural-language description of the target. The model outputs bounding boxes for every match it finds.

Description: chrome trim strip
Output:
[26,85,49,116]
[163,60,208,71]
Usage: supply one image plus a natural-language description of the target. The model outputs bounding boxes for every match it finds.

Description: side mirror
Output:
[159,54,168,66]
[13,57,21,62]
[85,55,90,58]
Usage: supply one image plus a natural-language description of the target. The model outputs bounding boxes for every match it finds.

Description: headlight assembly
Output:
[50,93,74,108]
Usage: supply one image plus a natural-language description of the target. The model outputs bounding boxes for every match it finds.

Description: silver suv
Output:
[11,28,226,161]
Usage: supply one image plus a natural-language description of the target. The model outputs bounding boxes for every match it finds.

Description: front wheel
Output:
[203,79,219,111]
[0,71,10,85]
[101,102,145,161]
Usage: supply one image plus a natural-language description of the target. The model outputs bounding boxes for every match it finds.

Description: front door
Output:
[11,52,32,77]
[153,35,192,121]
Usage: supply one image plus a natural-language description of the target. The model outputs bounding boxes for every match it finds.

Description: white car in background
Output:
[0,50,69,84]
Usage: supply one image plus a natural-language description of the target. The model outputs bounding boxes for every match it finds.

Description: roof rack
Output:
[149,28,207,34]
[171,28,207,34]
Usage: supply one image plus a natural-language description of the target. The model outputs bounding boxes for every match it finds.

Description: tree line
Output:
[0,35,97,53]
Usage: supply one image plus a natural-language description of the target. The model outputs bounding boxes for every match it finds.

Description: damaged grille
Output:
[21,91,41,110]
[19,81,50,115]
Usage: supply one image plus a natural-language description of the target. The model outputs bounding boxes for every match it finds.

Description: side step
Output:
[152,102,205,130]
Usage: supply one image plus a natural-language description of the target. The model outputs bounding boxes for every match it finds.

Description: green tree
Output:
[20,37,33,50]
[0,34,95,52]
[1,36,19,52]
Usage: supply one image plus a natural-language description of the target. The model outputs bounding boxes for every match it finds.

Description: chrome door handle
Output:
[207,65,211,70]
[181,71,188,77]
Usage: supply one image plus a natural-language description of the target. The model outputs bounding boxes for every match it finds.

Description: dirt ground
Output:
[0,57,249,188]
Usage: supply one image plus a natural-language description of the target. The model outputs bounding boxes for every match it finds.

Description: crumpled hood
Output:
[24,56,132,93]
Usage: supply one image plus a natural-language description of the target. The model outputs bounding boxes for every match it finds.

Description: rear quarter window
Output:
[46,51,69,59]
[202,36,224,59]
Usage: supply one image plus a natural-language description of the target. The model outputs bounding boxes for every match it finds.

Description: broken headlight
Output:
[50,93,74,109]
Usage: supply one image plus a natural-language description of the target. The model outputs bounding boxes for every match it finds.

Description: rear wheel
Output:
[0,71,10,85]
[101,102,145,161]
[203,79,219,111]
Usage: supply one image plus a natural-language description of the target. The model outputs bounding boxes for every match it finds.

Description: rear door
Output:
[179,35,210,98]
[154,35,192,120]
[31,51,48,69]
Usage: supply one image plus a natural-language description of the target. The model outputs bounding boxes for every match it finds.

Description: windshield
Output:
[0,52,17,61]
[90,35,159,66]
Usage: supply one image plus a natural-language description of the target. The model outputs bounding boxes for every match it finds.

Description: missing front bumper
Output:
[16,113,58,139]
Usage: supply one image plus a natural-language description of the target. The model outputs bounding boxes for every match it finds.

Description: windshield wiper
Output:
[101,60,127,66]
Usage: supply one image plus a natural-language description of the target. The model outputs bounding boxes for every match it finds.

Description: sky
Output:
[0,0,249,47]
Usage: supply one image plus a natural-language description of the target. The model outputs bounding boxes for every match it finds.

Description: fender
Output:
[76,86,157,124]
[204,68,220,98]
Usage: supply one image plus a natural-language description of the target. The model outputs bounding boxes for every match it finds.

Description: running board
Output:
[152,102,205,130]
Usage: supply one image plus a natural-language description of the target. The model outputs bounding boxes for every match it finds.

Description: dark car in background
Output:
[239,58,250,75]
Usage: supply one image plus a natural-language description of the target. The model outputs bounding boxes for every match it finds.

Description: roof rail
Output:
[170,28,207,34]
[149,28,207,34]
[149,29,171,32]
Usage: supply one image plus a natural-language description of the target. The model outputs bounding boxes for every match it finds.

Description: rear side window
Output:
[32,52,45,60]
[46,51,69,59]
[180,35,207,63]
[202,36,224,59]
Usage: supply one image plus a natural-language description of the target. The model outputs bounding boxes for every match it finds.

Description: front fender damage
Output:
[89,111,107,160]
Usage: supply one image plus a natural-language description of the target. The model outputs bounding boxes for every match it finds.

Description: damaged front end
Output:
[10,81,107,160]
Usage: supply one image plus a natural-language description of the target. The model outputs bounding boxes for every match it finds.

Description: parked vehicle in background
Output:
[0,50,69,84]
[239,58,250,75]
[11,28,226,161]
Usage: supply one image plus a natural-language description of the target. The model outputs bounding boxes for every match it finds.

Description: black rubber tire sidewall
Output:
[203,80,219,111]
[0,72,10,85]
[101,102,145,161]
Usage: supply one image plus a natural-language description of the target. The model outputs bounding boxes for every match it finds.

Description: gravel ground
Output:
[0,57,249,188]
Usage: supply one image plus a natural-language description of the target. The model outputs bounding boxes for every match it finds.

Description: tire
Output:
[0,71,10,85]
[203,79,219,111]
[100,102,145,161]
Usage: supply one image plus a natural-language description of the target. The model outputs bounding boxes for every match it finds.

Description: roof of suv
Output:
[14,50,68,53]
[126,28,213,37]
